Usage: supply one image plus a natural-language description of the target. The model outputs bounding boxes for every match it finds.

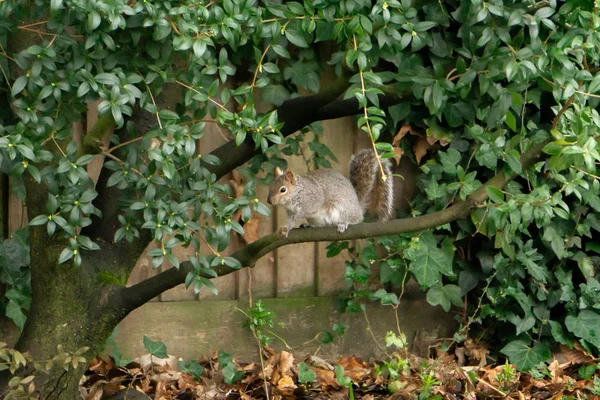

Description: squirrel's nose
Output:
[267,197,272,205]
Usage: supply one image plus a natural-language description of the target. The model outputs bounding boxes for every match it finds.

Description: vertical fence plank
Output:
[237,173,276,300]
[316,118,357,296]
[274,134,316,298]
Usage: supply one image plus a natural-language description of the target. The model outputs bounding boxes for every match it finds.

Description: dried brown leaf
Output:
[314,368,339,389]
[553,344,595,368]
[277,375,297,392]
[413,138,430,165]
[84,384,103,400]
[242,216,260,244]
[337,356,372,382]
[271,351,295,384]
[393,125,414,144]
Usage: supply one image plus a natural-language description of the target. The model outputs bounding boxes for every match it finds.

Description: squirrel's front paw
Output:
[337,223,349,233]
[277,226,289,238]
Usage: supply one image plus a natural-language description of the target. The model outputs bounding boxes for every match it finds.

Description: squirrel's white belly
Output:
[306,208,341,227]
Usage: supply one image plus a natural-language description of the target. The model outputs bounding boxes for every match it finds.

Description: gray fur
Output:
[269,149,394,236]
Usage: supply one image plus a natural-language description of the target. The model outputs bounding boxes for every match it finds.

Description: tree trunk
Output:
[0,262,120,399]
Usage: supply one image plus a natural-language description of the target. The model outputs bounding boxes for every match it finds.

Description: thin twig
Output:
[353,35,387,181]
[175,80,227,110]
[361,303,389,356]
[251,43,272,90]
[105,137,144,154]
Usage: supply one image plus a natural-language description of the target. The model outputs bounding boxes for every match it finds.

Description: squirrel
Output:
[267,149,394,238]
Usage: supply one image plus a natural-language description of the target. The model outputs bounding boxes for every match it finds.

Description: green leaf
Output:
[505,111,517,132]
[6,301,27,330]
[455,69,476,89]
[565,310,600,349]
[298,362,316,383]
[505,150,522,174]
[335,365,351,387]
[29,215,49,226]
[500,340,551,371]
[549,321,574,347]
[143,335,169,359]
[426,283,463,312]
[11,76,28,97]
[285,29,309,48]
[406,232,454,288]
[486,186,505,203]
[58,247,74,264]
[222,362,244,384]
[178,359,204,380]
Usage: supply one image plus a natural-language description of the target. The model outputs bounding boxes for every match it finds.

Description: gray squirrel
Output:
[267,149,394,237]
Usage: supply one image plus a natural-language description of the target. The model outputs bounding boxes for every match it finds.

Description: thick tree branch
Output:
[115,138,549,311]
[82,114,115,155]
[206,75,352,178]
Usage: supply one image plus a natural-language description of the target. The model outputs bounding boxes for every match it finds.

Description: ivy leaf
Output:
[426,283,463,311]
[565,310,600,349]
[6,301,27,331]
[549,321,574,347]
[143,335,169,359]
[407,233,454,288]
[501,340,551,371]
[222,362,244,384]
[298,362,316,383]
[178,359,204,380]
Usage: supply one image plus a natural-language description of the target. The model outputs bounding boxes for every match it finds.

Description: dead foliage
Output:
[79,342,600,399]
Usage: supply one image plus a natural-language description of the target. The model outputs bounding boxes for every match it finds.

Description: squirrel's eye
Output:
[279,187,286,193]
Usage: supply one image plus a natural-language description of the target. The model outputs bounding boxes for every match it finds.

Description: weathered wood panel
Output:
[274,134,317,298]
[316,117,358,296]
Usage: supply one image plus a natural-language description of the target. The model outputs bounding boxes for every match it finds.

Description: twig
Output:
[100,150,144,177]
[105,137,144,154]
[361,303,389,356]
[175,80,227,110]
[251,44,272,90]
[353,35,387,182]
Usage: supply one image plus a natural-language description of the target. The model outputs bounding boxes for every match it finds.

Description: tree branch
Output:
[206,75,352,178]
[114,138,549,312]
[82,114,115,155]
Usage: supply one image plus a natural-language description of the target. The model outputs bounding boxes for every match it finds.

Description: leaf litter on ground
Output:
[79,341,600,399]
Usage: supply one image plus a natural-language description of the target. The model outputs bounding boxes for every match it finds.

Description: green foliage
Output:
[0,342,89,399]
[1,0,600,372]
[335,365,354,399]
[297,361,316,384]
[178,359,205,380]
[219,349,244,384]
[418,370,441,400]
[142,335,169,359]
[241,300,277,346]
[0,228,31,330]
[579,364,598,380]
[589,375,600,396]
[329,0,600,363]
[494,361,517,392]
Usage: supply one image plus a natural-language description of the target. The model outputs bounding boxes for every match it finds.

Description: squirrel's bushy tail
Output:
[349,149,394,221]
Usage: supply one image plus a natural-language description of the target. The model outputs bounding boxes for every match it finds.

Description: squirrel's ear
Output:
[274,167,283,177]
[284,170,296,185]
